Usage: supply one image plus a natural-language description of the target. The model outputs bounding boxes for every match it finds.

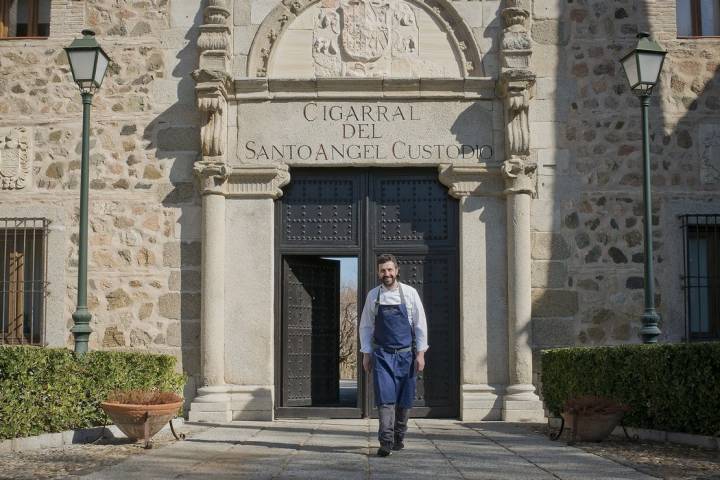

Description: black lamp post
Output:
[64,30,110,354]
[620,32,667,344]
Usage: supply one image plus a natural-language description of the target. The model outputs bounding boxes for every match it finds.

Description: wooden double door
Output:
[276,169,459,418]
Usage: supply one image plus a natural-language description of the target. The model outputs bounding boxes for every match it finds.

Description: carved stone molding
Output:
[501,157,536,196]
[198,0,232,72]
[437,164,504,198]
[226,164,291,199]
[0,127,30,190]
[246,0,483,78]
[194,160,228,195]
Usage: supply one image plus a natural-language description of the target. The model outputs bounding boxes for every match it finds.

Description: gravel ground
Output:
[0,424,209,480]
[531,424,720,480]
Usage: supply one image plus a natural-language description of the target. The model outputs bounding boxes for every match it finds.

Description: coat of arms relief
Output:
[313,0,442,77]
[0,128,30,190]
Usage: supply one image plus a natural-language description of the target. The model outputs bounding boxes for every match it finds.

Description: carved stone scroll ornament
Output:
[0,128,30,190]
[198,94,225,159]
[505,84,530,157]
[193,69,231,163]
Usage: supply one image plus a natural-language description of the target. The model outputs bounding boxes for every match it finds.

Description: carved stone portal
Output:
[312,0,441,77]
[0,128,30,190]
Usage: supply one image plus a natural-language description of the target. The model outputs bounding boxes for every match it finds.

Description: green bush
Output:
[0,346,185,440]
[541,343,720,436]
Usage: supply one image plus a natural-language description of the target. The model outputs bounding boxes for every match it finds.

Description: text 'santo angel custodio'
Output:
[243,102,493,162]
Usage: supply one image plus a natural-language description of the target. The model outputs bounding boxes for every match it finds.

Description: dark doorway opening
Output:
[275,169,459,419]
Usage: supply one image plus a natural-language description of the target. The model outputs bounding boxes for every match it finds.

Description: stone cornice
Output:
[437,164,505,198]
[233,77,496,101]
[226,164,291,199]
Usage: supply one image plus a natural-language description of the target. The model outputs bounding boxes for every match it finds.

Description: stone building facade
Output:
[0,0,718,422]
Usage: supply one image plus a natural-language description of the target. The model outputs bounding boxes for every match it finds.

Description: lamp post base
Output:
[71,307,92,354]
[640,310,661,344]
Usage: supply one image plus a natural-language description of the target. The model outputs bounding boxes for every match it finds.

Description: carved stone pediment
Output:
[247,0,483,78]
[0,128,30,190]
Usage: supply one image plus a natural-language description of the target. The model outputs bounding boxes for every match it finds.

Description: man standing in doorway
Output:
[360,254,428,457]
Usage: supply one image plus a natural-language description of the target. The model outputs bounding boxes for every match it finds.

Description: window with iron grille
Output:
[681,214,720,341]
[677,0,720,37]
[0,0,51,39]
[1,218,49,345]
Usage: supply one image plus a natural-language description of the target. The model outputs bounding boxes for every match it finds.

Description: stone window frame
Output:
[676,0,720,38]
[0,0,51,39]
[0,206,66,347]
[681,214,720,341]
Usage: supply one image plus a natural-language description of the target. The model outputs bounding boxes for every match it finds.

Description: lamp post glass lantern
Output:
[620,32,666,344]
[65,30,110,354]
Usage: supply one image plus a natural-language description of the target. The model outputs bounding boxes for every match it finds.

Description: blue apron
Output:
[372,284,416,408]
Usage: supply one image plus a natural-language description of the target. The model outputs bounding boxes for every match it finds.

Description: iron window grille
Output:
[0,218,49,345]
[681,214,720,341]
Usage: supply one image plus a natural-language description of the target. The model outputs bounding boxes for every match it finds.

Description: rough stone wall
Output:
[528,0,720,360]
[0,0,203,398]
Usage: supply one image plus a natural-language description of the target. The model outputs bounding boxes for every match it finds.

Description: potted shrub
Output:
[560,395,629,443]
[100,389,184,448]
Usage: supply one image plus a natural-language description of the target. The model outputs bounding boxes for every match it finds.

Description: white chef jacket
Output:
[359,282,429,354]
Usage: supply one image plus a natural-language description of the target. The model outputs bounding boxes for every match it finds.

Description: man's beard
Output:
[382,275,396,287]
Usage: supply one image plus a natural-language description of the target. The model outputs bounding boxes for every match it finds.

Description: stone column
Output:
[188,1,234,422]
[498,0,544,422]
[439,165,507,421]
[189,162,232,422]
[502,159,543,421]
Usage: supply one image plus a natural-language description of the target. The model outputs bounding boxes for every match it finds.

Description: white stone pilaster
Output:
[439,165,507,421]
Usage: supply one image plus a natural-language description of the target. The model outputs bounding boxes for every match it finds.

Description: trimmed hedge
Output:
[0,346,185,440]
[541,343,720,436]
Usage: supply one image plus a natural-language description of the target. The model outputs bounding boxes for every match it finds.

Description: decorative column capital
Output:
[437,164,505,198]
[501,157,536,196]
[226,164,291,199]
[194,160,228,195]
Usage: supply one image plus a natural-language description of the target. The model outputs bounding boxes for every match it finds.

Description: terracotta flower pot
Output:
[100,400,183,443]
[561,411,625,442]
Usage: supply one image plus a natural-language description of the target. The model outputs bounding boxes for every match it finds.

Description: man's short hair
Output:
[376,253,398,268]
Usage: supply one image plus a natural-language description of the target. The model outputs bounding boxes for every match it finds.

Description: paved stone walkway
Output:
[80,419,655,480]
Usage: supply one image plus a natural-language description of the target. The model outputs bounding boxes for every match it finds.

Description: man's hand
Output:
[415,350,426,373]
[362,352,372,373]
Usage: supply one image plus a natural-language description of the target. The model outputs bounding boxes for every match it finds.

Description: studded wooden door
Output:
[282,256,341,407]
[369,172,459,417]
[277,169,458,418]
